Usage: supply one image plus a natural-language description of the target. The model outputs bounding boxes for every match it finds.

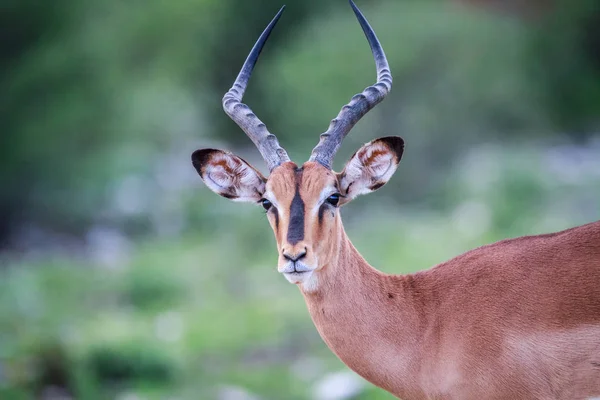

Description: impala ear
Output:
[337,136,404,204]
[191,149,266,203]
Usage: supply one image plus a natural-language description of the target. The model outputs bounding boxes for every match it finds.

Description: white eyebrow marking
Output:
[311,186,338,214]
[262,189,281,209]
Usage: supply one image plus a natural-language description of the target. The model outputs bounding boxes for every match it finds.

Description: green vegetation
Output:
[2,143,599,398]
[1,0,599,398]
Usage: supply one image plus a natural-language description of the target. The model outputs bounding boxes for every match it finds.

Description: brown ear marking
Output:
[374,136,404,163]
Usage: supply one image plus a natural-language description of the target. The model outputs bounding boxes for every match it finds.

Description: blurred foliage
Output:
[1,0,599,245]
[1,0,600,398]
[530,0,600,131]
[1,142,599,398]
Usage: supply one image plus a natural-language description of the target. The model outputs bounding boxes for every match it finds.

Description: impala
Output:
[191,1,600,398]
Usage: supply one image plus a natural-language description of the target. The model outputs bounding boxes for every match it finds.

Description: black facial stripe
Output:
[273,208,279,232]
[287,169,305,245]
[318,204,326,226]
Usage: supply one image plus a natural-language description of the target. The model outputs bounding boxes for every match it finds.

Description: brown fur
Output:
[266,162,600,400]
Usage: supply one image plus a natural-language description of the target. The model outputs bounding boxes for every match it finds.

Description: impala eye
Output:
[326,193,340,207]
[261,199,272,211]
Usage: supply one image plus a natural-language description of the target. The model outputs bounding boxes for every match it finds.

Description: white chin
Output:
[283,271,313,284]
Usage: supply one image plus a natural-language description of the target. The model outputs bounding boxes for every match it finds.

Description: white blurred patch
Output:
[86,226,132,269]
[459,145,501,195]
[115,393,142,400]
[545,140,600,185]
[113,174,152,216]
[154,311,184,343]
[312,371,366,400]
[451,200,491,239]
[290,356,325,382]
[217,385,261,400]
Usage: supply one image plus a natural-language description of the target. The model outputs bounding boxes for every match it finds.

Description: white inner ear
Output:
[206,169,233,191]
[203,153,265,201]
[341,141,396,198]
[361,142,395,177]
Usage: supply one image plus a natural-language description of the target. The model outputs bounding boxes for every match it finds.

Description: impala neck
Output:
[299,224,425,398]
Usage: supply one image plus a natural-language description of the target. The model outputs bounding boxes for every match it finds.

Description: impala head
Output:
[192,1,403,288]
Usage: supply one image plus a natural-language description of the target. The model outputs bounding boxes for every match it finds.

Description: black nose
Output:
[283,249,307,262]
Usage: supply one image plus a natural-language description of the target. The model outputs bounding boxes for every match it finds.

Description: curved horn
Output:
[222,6,290,172]
[309,0,392,169]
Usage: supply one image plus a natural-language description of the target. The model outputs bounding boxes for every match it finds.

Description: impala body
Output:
[192,2,600,398]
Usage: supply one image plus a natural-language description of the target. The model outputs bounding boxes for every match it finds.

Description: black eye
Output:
[261,199,272,211]
[326,193,340,207]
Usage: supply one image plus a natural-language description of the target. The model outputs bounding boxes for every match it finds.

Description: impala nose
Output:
[283,249,307,262]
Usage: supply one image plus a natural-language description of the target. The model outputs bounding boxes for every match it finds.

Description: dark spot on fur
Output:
[592,361,600,368]
[370,182,385,191]
[388,293,394,299]
[221,192,238,199]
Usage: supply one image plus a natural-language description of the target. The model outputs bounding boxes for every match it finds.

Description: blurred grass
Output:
[0,231,340,398]
[2,0,600,398]
[2,148,598,398]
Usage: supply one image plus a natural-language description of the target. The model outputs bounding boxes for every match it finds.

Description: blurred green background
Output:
[1,0,600,398]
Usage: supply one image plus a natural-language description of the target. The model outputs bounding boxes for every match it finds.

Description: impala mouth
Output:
[284,270,310,277]
[282,270,313,284]
[279,262,315,284]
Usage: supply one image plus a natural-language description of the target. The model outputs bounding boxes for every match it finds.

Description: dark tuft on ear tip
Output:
[191,148,222,175]
[378,136,404,162]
